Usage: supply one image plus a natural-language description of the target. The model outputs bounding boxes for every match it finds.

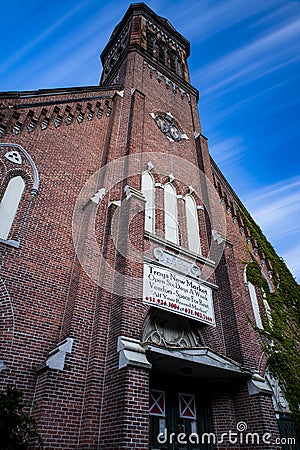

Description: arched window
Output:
[185,195,201,254]
[147,33,154,57]
[142,171,155,234]
[164,183,178,244]
[0,176,25,240]
[168,51,177,73]
[158,45,165,65]
[261,272,273,326]
[244,267,263,329]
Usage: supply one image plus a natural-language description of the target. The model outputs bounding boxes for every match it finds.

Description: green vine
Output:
[240,206,300,432]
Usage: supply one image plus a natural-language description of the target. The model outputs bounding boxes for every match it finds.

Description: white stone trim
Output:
[108,200,121,207]
[117,336,152,370]
[248,373,273,396]
[212,229,227,245]
[37,338,73,371]
[91,188,106,204]
[147,161,154,171]
[124,185,146,203]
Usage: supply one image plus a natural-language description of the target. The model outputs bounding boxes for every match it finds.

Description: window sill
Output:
[0,238,20,248]
[144,231,215,268]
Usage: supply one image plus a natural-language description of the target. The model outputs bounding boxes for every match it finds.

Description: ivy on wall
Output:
[240,206,300,432]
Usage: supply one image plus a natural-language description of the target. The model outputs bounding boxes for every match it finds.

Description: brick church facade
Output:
[0,3,297,449]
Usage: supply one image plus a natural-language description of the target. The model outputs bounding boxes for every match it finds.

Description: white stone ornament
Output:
[4,150,22,165]
[147,161,154,171]
[117,336,151,369]
[143,311,198,348]
[38,338,74,371]
[90,188,106,204]
[153,247,201,278]
[212,229,226,245]
[265,370,290,413]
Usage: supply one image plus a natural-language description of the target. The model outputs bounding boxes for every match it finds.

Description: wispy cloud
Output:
[0,2,88,73]
[210,137,245,166]
[197,16,300,95]
[170,0,286,40]
[0,2,126,90]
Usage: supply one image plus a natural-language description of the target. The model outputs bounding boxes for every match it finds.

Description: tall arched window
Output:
[244,267,263,329]
[261,272,273,326]
[158,45,165,64]
[185,195,201,254]
[146,33,155,57]
[142,171,155,234]
[164,183,178,244]
[0,176,25,240]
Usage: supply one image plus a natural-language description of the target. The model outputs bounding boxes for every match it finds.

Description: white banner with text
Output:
[143,263,215,326]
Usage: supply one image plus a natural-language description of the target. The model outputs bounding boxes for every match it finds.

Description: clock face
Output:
[154,115,182,142]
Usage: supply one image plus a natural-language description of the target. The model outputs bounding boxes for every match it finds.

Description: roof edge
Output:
[0,85,122,100]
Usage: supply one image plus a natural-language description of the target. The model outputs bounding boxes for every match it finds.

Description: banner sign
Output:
[143,263,215,326]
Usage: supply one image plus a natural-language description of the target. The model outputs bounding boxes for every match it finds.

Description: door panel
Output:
[277,414,300,450]
[150,374,211,450]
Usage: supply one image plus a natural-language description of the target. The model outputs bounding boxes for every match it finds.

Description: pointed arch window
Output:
[146,33,155,57]
[0,176,25,240]
[142,171,155,234]
[158,45,165,65]
[164,183,178,244]
[168,51,177,73]
[244,266,273,329]
[185,195,201,255]
[261,272,273,326]
[244,267,263,329]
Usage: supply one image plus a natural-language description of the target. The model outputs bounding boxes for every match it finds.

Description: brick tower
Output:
[0,3,297,449]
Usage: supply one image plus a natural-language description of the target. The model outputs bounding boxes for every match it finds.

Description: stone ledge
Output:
[117,336,152,370]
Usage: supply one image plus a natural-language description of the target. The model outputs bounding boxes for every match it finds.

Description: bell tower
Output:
[100,3,190,87]
[99,2,206,179]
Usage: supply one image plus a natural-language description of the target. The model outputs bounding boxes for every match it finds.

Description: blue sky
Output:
[1,0,300,280]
